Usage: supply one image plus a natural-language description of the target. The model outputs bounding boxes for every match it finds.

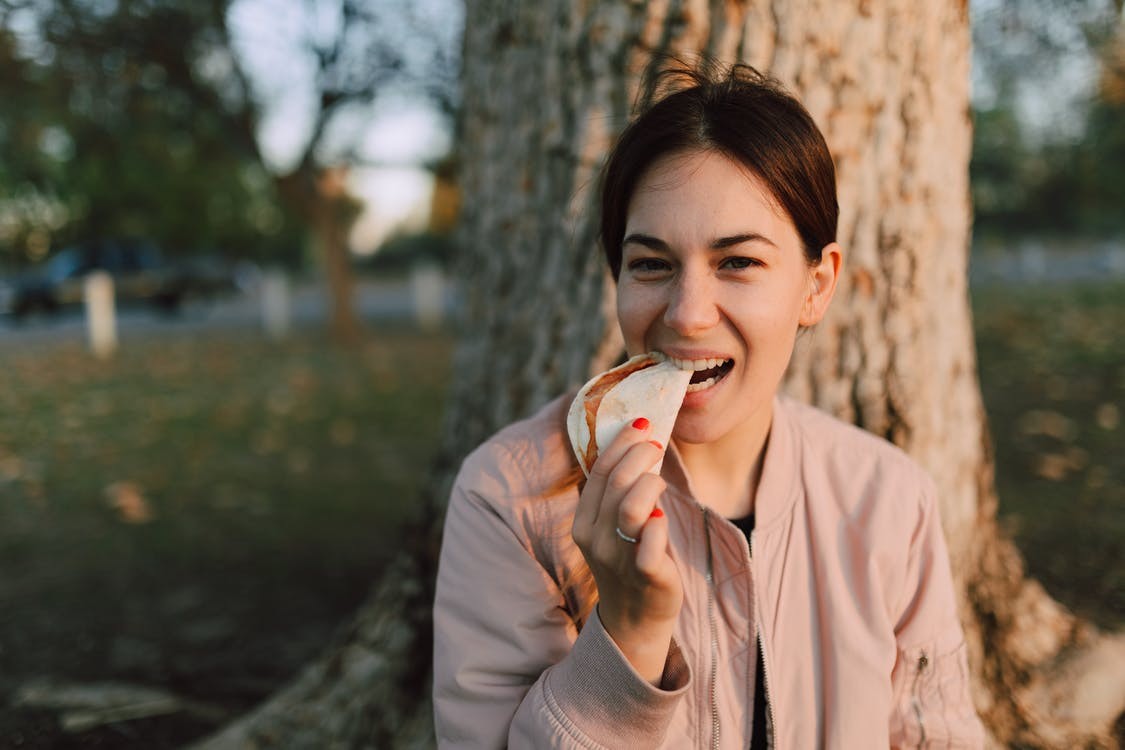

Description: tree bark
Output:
[192,1,1125,747]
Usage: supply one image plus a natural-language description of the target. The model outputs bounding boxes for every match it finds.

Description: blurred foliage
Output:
[0,3,304,268]
[2,0,1120,275]
[357,230,456,275]
[0,0,459,280]
[971,0,1125,242]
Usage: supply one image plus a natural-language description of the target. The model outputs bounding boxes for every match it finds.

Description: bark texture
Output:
[192,1,1125,747]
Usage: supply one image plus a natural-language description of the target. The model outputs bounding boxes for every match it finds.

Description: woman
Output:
[433,61,985,749]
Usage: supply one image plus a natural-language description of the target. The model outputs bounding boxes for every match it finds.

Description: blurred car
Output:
[0,239,241,320]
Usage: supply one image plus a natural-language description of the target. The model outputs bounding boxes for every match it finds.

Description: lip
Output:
[654,347,734,361]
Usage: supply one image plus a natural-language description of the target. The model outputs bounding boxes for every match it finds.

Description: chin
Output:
[673,391,772,447]
[671,417,730,446]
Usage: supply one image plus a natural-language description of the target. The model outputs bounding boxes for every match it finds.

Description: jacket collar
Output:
[661,395,800,530]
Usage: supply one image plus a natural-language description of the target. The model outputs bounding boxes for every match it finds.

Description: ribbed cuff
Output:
[543,608,691,745]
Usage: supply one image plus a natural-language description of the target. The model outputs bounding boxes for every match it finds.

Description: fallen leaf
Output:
[267,389,294,416]
[1095,403,1120,431]
[1087,466,1109,489]
[287,451,310,475]
[1019,410,1076,441]
[330,418,356,446]
[104,481,154,524]
[1033,453,1070,482]
[0,454,24,482]
[1044,376,1069,401]
[1064,446,1089,472]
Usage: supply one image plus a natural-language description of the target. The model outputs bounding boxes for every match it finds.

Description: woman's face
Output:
[617,149,838,446]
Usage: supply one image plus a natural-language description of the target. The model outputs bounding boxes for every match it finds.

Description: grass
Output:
[0,281,1121,747]
[0,325,451,747]
[972,282,1125,630]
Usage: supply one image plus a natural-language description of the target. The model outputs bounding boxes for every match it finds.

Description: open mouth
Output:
[653,353,735,393]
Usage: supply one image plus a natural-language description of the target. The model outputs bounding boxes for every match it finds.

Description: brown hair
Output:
[600,58,838,276]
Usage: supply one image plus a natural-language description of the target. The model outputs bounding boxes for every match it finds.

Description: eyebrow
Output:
[622,232,777,251]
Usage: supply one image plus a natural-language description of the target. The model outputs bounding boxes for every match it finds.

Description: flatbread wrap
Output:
[566,353,692,477]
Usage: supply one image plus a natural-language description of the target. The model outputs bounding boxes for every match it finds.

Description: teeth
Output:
[665,356,729,372]
[686,375,720,392]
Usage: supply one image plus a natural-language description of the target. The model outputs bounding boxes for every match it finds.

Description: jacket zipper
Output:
[910,651,929,747]
[749,530,776,750]
[702,510,721,750]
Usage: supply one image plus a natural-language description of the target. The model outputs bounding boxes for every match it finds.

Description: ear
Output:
[799,242,842,327]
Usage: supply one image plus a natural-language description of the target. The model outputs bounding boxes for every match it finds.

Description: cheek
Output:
[761,274,812,329]
[616,287,655,339]
[730,294,802,352]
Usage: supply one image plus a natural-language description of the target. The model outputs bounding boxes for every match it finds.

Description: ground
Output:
[0,282,1121,747]
[0,326,450,748]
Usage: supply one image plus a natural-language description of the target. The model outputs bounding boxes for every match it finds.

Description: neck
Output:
[673,402,773,519]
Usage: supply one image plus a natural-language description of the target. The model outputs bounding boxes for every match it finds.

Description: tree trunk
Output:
[276,168,365,346]
[192,1,1125,747]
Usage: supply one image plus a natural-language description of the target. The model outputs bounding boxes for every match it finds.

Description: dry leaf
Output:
[104,481,154,524]
[1033,453,1070,482]
[330,418,356,446]
[1019,410,1076,441]
[0,453,24,482]
[1095,403,1120,431]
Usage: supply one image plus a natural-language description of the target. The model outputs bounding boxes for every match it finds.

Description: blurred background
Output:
[0,0,1121,746]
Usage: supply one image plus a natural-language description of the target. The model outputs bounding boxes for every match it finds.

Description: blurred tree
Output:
[0,0,457,342]
[0,6,302,269]
[1081,11,1125,232]
[971,0,1125,242]
[191,2,1124,749]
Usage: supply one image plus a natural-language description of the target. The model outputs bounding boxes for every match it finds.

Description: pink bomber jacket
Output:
[433,394,986,749]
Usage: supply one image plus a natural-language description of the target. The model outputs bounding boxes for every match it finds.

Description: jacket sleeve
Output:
[432,445,690,749]
[888,478,986,749]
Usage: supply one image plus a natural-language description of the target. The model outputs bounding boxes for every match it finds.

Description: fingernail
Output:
[648,440,663,450]
[650,508,664,518]
[632,417,650,430]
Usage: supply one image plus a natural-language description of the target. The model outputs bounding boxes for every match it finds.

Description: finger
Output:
[589,470,664,567]
[634,507,671,579]
[597,439,666,531]
[585,416,657,499]
[573,419,649,543]
[585,416,657,528]
[613,471,666,542]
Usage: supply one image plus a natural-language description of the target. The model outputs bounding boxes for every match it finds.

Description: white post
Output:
[261,269,291,341]
[411,262,445,330]
[84,271,117,359]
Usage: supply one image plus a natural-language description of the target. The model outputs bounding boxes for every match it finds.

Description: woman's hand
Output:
[570,417,684,685]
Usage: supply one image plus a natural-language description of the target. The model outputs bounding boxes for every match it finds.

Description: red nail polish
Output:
[632,417,650,430]
[650,508,664,518]
[648,440,663,450]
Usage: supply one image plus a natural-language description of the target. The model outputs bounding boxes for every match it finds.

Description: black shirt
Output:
[729,513,769,750]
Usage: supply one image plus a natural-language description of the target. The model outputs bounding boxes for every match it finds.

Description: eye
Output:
[720,256,762,271]
[626,257,672,275]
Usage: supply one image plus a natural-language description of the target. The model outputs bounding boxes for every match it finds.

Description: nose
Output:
[663,268,720,336]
